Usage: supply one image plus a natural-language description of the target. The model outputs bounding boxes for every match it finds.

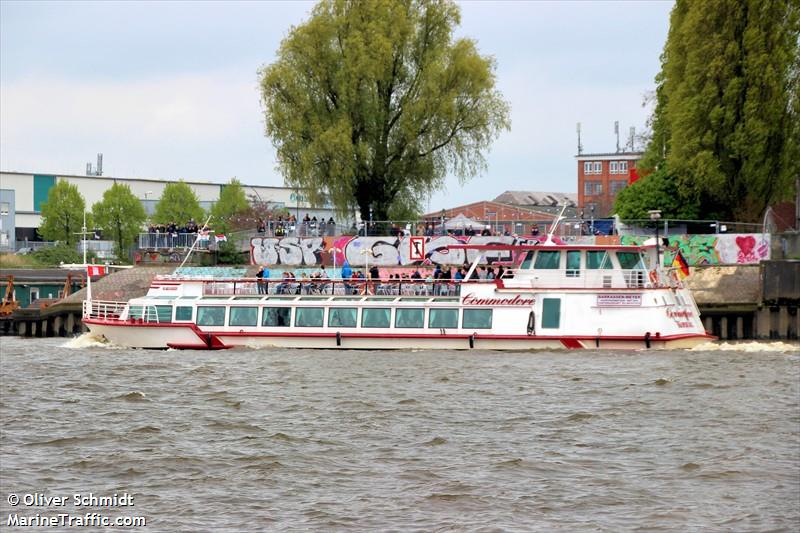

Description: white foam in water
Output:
[61,332,122,350]
[691,341,799,353]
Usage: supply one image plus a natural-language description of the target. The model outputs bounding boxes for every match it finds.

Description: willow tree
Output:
[640,0,799,221]
[259,0,510,221]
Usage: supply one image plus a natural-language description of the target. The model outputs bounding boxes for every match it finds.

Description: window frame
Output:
[196,306,226,327]
[361,307,391,328]
[429,308,459,329]
[295,307,324,327]
[462,309,493,329]
[174,306,193,322]
[534,250,561,270]
[328,307,358,328]
[395,308,425,329]
[261,306,292,327]
[229,306,258,327]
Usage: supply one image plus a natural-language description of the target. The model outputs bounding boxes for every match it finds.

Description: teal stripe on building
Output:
[33,175,56,212]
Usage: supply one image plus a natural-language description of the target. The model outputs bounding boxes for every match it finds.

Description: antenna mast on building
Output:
[576,122,583,155]
[628,127,635,152]
[614,121,620,153]
[85,153,104,176]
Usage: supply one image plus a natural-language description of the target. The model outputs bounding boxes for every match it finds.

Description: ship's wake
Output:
[691,341,799,353]
[61,332,123,350]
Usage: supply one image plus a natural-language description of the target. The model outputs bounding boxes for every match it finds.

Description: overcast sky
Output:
[1,0,673,212]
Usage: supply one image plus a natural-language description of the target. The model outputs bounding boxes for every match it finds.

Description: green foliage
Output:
[38,181,86,244]
[259,0,510,221]
[153,181,205,225]
[210,178,250,234]
[92,183,147,259]
[31,244,85,266]
[613,167,700,220]
[216,240,245,265]
[642,0,799,222]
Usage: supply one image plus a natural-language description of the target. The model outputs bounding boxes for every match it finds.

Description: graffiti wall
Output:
[251,235,537,267]
[251,233,771,267]
[619,233,770,266]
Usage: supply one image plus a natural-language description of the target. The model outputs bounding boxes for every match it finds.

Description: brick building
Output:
[576,151,643,217]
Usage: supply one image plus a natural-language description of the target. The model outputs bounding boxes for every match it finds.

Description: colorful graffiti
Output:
[251,235,536,267]
[251,233,771,267]
[619,233,770,266]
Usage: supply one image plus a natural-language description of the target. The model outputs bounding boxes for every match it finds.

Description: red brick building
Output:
[576,151,643,217]
[423,200,557,236]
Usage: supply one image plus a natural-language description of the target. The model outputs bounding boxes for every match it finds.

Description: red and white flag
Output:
[87,265,106,276]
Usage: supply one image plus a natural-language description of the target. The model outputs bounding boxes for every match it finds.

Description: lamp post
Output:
[649,209,662,269]
[368,204,373,236]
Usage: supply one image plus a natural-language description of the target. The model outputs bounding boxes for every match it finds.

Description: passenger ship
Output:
[82,242,713,350]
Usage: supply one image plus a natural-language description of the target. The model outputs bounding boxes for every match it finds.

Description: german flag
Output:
[672,250,690,278]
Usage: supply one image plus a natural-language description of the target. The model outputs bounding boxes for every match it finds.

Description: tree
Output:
[153,181,205,225]
[38,181,86,244]
[92,183,147,258]
[613,166,700,220]
[259,0,510,222]
[640,0,799,221]
[210,178,250,234]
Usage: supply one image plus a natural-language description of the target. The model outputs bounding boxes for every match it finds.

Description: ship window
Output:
[586,251,611,269]
[429,308,458,329]
[262,307,291,327]
[520,251,535,269]
[328,307,357,328]
[542,298,561,328]
[197,306,225,327]
[362,308,391,328]
[617,252,645,270]
[229,306,258,327]
[175,306,193,321]
[295,307,324,327]
[534,251,560,269]
[462,309,493,329]
[155,305,172,323]
[395,308,424,328]
[566,251,581,277]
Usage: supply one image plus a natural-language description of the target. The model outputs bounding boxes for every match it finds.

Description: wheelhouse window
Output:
[295,307,324,327]
[429,308,458,329]
[328,307,357,328]
[197,306,225,326]
[175,306,193,321]
[617,252,646,270]
[362,308,391,328]
[462,309,492,329]
[262,307,291,327]
[586,251,611,269]
[395,308,424,328]
[520,251,535,269]
[534,251,561,269]
[229,306,258,327]
[566,250,581,277]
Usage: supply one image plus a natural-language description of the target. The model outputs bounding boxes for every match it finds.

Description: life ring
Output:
[648,270,659,285]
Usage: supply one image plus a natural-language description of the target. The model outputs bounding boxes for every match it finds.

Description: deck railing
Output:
[83,299,128,320]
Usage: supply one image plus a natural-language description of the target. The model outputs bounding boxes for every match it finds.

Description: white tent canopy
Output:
[442,213,484,230]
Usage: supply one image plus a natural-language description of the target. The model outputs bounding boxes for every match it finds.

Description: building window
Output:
[583,162,593,174]
[0,202,9,216]
[585,182,602,195]
[593,161,602,173]
[30,287,39,301]
[620,161,628,172]
[610,161,618,174]
[611,180,627,194]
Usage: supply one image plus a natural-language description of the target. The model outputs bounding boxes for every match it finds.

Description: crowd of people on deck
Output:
[144,220,216,248]
[256,214,337,237]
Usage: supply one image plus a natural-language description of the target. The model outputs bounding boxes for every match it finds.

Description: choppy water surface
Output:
[1,337,798,531]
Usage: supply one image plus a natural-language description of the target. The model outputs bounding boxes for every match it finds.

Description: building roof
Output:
[493,191,577,208]
[574,151,643,161]
[423,200,558,220]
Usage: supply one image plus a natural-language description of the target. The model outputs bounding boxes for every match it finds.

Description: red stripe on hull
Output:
[560,338,584,349]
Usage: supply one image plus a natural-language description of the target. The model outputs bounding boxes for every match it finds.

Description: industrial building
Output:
[0,170,338,251]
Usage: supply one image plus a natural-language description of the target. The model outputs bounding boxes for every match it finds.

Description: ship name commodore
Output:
[461,293,535,306]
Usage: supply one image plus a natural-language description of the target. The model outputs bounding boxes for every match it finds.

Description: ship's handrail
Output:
[83,299,128,320]
[201,278,468,297]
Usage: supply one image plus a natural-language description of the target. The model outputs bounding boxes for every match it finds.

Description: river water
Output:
[1,336,798,531]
